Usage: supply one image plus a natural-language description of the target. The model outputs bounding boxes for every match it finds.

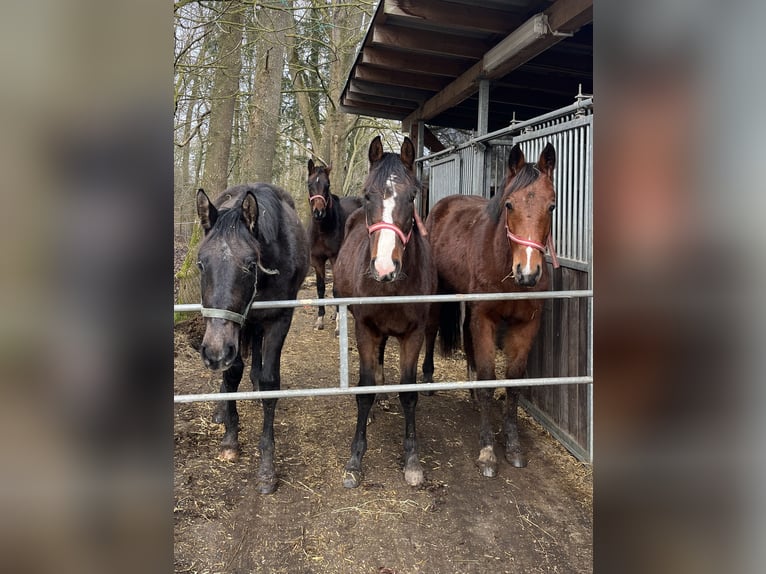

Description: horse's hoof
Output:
[476,446,497,478]
[478,462,497,478]
[257,477,278,494]
[314,318,324,331]
[342,469,362,489]
[404,464,424,487]
[218,448,239,462]
[505,450,528,468]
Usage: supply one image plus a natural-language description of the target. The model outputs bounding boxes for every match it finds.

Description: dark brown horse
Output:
[333,136,436,488]
[196,183,309,494]
[306,159,362,332]
[423,143,559,478]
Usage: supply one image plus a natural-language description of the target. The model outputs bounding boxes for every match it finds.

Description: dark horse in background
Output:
[306,159,362,333]
[196,183,309,494]
[333,136,436,488]
[423,143,559,479]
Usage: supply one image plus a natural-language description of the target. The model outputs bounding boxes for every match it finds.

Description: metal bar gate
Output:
[174,289,593,461]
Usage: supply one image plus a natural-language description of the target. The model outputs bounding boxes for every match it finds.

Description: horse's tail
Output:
[438,300,462,356]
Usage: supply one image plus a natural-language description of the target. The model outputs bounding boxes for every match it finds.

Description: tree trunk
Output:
[323,1,365,193]
[240,2,291,183]
[178,1,244,304]
[200,1,244,197]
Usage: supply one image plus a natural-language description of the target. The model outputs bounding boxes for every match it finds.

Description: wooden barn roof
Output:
[340,0,593,133]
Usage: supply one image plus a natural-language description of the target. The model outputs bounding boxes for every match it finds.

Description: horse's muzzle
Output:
[200,341,238,372]
[370,258,400,282]
[514,264,541,287]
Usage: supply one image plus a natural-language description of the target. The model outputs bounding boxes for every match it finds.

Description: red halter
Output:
[309,193,332,209]
[505,222,560,269]
[366,211,427,247]
[367,221,412,246]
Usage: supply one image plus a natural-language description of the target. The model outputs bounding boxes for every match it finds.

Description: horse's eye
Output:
[548,204,556,212]
[505,202,513,211]
[364,193,371,202]
[196,260,204,271]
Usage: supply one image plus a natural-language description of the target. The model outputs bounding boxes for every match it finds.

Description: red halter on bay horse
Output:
[422,142,559,479]
[333,135,436,489]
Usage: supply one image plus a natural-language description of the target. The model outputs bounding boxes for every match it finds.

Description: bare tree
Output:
[240,2,292,182]
[201,1,245,197]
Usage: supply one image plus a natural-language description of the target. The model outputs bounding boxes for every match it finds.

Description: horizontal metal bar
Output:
[174,289,593,313]
[414,98,593,165]
[174,377,593,403]
[511,115,592,143]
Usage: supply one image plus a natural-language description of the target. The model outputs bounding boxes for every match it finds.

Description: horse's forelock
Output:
[486,164,542,223]
[365,153,419,198]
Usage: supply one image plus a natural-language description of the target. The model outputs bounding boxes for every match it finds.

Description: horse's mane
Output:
[486,164,541,223]
[365,153,420,196]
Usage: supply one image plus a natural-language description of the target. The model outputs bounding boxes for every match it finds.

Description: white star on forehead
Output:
[385,174,397,197]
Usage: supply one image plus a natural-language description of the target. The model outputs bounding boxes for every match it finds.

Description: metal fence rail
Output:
[174,290,593,403]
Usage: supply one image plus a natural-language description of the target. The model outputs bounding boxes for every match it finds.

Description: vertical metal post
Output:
[416,120,425,216]
[338,304,350,389]
[586,114,594,463]
[474,79,490,196]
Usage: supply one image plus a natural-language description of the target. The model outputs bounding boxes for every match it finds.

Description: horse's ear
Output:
[369,135,384,164]
[400,137,415,171]
[325,163,332,175]
[537,143,556,179]
[241,191,259,234]
[507,144,526,178]
[196,188,217,234]
[307,158,315,175]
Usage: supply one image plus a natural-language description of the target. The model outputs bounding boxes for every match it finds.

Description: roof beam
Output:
[383,0,519,35]
[372,24,488,59]
[403,0,592,131]
[354,65,450,92]
[361,46,473,77]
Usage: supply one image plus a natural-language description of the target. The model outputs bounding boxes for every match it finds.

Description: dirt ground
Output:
[174,275,592,574]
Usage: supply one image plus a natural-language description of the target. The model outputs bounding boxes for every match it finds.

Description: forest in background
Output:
[174,0,401,303]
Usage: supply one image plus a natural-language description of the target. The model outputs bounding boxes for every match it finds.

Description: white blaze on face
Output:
[521,245,534,277]
[373,175,398,277]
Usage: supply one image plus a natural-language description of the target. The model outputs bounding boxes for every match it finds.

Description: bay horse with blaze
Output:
[423,143,559,478]
[333,136,436,488]
[306,160,362,332]
[195,183,309,494]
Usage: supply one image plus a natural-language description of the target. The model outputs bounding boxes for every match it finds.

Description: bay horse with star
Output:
[423,143,559,478]
[195,183,309,494]
[306,159,362,333]
[333,135,436,488]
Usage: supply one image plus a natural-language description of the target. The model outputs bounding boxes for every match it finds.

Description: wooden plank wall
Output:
[524,263,590,458]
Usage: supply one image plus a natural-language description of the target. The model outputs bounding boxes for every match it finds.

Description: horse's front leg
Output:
[252,313,293,494]
[421,302,439,388]
[469,309,499,478]
[212,354,244,461]
[313,258,327,330]
[343,326,380,488]
[399,327,426,486]
[500,316,540,468]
